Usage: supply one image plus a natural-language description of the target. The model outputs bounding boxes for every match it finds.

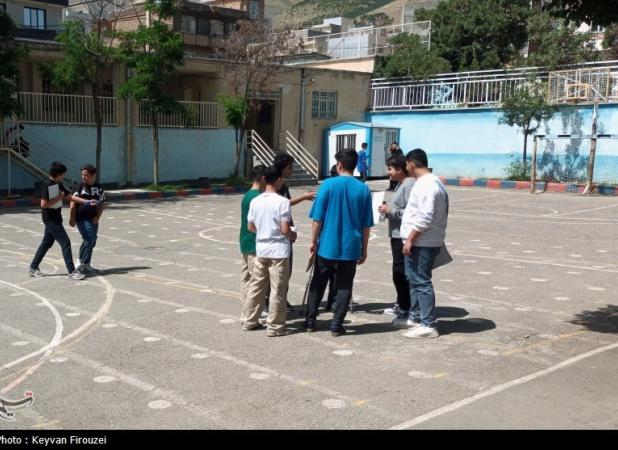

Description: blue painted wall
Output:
[1,125,237,191]
[368,104,618,181]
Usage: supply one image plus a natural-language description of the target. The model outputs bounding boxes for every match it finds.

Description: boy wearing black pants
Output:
[29,161,96,280]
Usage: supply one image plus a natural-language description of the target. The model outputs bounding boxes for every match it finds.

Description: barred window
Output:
[311,91,337,119]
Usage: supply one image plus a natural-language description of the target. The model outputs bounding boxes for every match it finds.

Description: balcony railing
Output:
[18,92,118,125]
[14,28,59,41]
[138,100,219,128]
[299,20,431,61]
[371,61,618,111]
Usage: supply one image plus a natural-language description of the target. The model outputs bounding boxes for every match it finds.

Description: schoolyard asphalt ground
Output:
[0,181,616,430]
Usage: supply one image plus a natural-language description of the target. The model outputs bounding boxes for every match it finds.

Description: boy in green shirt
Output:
[239,165,266,321]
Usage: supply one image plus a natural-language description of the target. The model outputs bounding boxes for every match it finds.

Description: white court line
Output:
[550,203,618,218]
[451,213,618,226]
[390,341,618,429]
[451,252,618,274]
[0,281,64,378]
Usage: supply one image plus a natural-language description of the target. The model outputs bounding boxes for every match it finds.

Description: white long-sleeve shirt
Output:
[400,173,448,248]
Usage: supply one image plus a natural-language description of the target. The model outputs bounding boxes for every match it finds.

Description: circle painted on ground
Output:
[531,278,547,282]
[492,286,510,290]
[11,341,30,346]
[513,265,526,269]
[144,337,161,342]
[191,353,209,359]
[66,312,81,317]
[566,271,581,275]
[478,350,499,356]
[322,399,346,409]
[523,250,536,253]
[50,357,68,363]
[148,400,171,410]
[175,309,190,313]
[477,271,492,275]
[469,239,481,242]
[587,287,605,291]
[94,376,117,383]
[408,371,433,379]
[570,254,583,258]
[464,260,477,263]
[102,323,118,328]
[597,250,608,253]
[449,296,463,300]
[10,293,24,297]
[249,373,271,380]
[138,299,152,303]
[440,279,454,282]
[333,350,354,356]
[220,319,236,324]
[554,296,571,301]
[510,242,521,245]
[479,246,492,250]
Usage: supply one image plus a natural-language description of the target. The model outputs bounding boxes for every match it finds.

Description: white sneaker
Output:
[68,270,86,281]
[391,317,421,329]
[383,303,400,315]
[403,325,439,339]
[259,310,268,324]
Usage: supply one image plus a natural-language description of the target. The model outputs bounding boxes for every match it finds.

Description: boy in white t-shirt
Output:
[241,166,297,336]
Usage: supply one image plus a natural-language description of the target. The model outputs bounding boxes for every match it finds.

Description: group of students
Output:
[29,161,106,280]
[239,146,449,339]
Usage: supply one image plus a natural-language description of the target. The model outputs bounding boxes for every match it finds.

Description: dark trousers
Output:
[359,170,368,182]
[30,221,75,274]
[306,256,357,330]
[391,238,411,311]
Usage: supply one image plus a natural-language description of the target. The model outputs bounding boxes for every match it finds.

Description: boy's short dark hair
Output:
[386,155,407,173]
[361,142,368,149]
[335,149,358,172]
[252,165,266,182]
[80,164,96,175]
[273,153,294,170]
[406,148,428,168]
[264,165,283,185]
[49,161,67,177]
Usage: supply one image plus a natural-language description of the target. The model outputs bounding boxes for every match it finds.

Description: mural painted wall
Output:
[367,104,618,183]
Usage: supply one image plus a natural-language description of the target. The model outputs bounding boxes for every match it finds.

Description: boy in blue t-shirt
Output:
[357,142,368,182]
[304,149,374,337]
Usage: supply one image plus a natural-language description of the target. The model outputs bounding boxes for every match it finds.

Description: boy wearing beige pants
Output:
[241,166,297,337]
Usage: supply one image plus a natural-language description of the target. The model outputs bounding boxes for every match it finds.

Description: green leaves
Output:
[416,0,530,72]
[216,95,248,129]
[499,81,556,136]
[374,33,450,79]
[0,10,28,120]
[550,0,618,27]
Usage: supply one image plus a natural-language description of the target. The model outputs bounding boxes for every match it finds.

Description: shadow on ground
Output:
[569,304,618,334]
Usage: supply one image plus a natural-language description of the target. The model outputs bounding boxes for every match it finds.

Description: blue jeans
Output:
[76,220,98,265]
[31,221,75,274]
[404,246,440,328]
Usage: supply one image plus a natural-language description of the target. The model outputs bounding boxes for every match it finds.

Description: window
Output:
[180,16,196,33]
[402,3,415,24]
[311,91,337,119]
[24,7,46,30]
[336,134,356,152]
[209,20,224,38]
[249,0,260,20]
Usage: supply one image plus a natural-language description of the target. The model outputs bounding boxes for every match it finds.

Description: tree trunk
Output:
[523,130,529,167]
[92,86,103,183]
[233,127,240,178]
[151,112,159,186]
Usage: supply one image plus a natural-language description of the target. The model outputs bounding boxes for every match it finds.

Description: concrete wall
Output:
[0,124,237,191]
[367,104,618,181]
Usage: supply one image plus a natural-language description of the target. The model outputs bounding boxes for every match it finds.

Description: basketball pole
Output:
[583,100,599,195]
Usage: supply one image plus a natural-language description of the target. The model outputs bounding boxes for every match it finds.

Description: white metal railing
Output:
[247,130,276,166]
[18,92,118,125]
[284,130,318,179]
[299,20,431,61]
[548,66,618,103]
[138,100,219,128]
[371,60,618,111]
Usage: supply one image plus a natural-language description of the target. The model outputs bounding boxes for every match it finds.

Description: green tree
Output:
[416,0,530,72]
[117,0,184,186]
[50,2,121,182]
[374,33,450,79]
[602,24,618,59]
[0,10,27,122]
[549,0,618,27]
[216,94,248,179]
[525,9,597,70]
[499,81,556,167]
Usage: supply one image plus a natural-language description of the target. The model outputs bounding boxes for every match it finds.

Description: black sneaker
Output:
[302,320,316,333]
[331,328,347,337]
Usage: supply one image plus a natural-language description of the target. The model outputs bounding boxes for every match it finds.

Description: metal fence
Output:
[138,100,219,128]
[18,92,118,125]
[371,61,618,111]
[300,21,431,61]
